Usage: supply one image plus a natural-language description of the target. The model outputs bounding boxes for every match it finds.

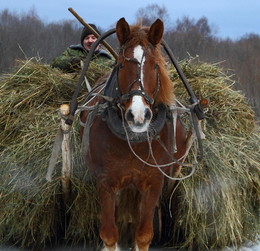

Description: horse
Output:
[80,18,192,251]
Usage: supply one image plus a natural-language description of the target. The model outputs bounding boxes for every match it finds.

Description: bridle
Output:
[118,45,160,107]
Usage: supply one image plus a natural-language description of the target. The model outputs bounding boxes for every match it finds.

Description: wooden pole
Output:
[68,7,118,60]
[60,104,72,202]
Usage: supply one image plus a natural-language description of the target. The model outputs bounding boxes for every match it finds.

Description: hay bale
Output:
[0,57,259,250]
[0,58,104,248]
[164,57,260,249]
[164,132,259,250]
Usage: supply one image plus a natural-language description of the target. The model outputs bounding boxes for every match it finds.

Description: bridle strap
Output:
[118,46,159,106]
[121,89,154,105]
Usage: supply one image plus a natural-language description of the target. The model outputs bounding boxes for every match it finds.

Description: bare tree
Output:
[0,9,81,72]
[165,16,216,60]
[135,4,171,28]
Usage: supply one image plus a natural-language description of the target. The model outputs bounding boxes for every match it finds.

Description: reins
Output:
[117,102,198,181]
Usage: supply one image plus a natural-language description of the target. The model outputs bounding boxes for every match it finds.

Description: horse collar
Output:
[105,103,168,143]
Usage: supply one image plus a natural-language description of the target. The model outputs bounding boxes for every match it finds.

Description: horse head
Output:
[115,18,175,134]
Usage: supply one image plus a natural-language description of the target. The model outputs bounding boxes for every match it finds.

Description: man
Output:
[51,24,114,73]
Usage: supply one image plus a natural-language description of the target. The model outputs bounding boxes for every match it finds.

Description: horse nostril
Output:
[144,108,152,120]
[126,110,134,122]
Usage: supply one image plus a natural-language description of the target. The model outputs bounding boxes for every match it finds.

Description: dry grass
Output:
[164,57,260,250]
[0,57,259,250]
[0,58,104,248]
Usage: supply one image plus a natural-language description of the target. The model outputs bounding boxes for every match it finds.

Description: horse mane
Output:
[156,48,175,106]
[125,24,175,106]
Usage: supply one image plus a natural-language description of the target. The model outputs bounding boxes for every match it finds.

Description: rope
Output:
[147,130,197,181]
[118,104,199,181]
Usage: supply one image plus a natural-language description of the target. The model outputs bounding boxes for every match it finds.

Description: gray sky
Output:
[1,0,259,40]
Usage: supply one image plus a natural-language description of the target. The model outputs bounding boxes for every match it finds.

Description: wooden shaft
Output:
[60,104,72,201]
[68,7,118,60]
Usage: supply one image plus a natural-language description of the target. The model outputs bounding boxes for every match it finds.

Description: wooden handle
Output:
[68,8,118,60]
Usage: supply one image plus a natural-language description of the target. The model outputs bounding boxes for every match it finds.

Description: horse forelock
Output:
[125,25,150,47]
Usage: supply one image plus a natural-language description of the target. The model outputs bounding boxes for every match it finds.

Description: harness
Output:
[66,27,206,162]
[65,28,205,123]
[80,65,167,144]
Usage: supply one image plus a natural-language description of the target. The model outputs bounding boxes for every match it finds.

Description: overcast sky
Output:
[1,0,259,40]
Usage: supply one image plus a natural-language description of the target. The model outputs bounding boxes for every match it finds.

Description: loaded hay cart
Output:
[0,14,259,251]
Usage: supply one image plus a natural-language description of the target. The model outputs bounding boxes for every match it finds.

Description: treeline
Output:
[0,7,259,117]
[166,17,260,118]
[0,9,81,71]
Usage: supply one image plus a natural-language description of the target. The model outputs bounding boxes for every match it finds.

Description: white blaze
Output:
[131,95,147,123]
[133,45,145,87]
[125,45,152,133]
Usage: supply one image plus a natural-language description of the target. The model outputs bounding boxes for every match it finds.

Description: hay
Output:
[169,58,256,136]
[0,58,104,248]
[0,57,259,250]
[165,132,259,250]
[164,57,260,249]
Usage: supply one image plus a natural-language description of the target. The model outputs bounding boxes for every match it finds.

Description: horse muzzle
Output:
[125,106,152,133]
[124,95,153,133]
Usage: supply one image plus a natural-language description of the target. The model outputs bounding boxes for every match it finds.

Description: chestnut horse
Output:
[80,18,191,251]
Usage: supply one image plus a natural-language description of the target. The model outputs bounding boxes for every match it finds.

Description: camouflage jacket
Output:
[51,44,115,73]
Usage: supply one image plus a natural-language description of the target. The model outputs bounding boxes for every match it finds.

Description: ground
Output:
[1,243,260,251]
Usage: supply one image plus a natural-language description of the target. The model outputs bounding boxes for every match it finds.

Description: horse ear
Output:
[116,17,131,45]
[148,19,164,46]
